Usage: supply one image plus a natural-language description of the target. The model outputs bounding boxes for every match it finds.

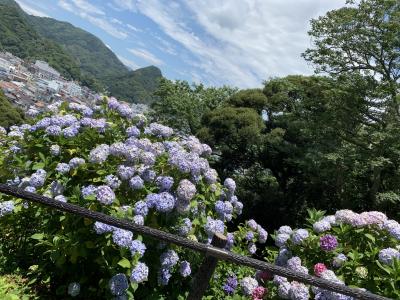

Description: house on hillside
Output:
[64,81,82,97]
[33,60,60,80]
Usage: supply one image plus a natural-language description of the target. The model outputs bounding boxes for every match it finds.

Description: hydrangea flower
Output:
[45,125,62,136]
[129,176,144,190]
[0,201,15,217]
[320,234,338,251]
[252,286,266,300]
[56,163,70,174]
[109,273,129,296]
[332,253,347,268]
[291,229,309,245]
[50,144,60,156]
[154,192,176,213]
[94,221,114,234]
[117,165,135,180]
[156,176,174,191]
[126,126,140,138]
[224,178,236,194]
[179,261,191,277]
[378,248,400,265]
[277,225,292,235]
[223,275,238,295]
[29,169,47,187]
[134,201,149,216]
[96,185,115,205]
[129,239,146,257]
[160,250,179,269]
[178,218,192,236]
[54,195,68,203]
[275,233,290,248]
[133,215,144,225]
[288,281,309,300]
[67,282,80,297]
[69,157,85,169]
[314,263,328,277]
[89,144,110,164]
[240,277,258,296]
[105,174,121,190]
[313,220,331,233]
[81,185,97,198]
[158,268,172,286]
[176,179,196,201]
[130,262,149,283]
[112,229,133,248]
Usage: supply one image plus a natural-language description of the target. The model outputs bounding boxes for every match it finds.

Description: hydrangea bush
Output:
[256,209,400,299]
[0,97,267,298]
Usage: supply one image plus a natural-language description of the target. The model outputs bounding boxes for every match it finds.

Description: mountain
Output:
[0,0,162,104]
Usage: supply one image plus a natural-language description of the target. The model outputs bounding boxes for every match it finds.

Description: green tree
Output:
[152,78,237,134]
[0,90,24,128]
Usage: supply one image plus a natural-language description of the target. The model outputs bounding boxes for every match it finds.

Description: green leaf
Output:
[32,162,45,170]
[118,258,131,269]
[31,233,44,240]
[364,233,375,243]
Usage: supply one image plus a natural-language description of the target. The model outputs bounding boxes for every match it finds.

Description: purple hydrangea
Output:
[204,217,225,238]
[257,225,268,243]
[248,243,257,254]
[291,229,309,245]
[320,235,338,251]
[156,176,174,191]
[109,142,126,157]
[96,185,115,205]
[145,123,173,138]
[277,225,293,235]
[313,220,331,233]
[129,176,144,190]
[180,261,191,277]
[0,201,15,217]
[245,231,254,241]
[56,163,70,174]
[29,169,46,187]
[223,276,238,295]
[158,268,171,286]
[130,262,149,283]
[134,201,149,216]
[247,219,258,231]
[126,126,141,138]
[109,273,129,296]
[378,248,400,265]
[129,239,146,257]
[63,126,79,138]
[204,169,218,184]
[288,282,310,300]
[112,229,133,248]
[117,165,135,180]
[275,233,290,248]
[140,168,156,182]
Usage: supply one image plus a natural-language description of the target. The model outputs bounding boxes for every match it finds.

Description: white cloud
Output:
[71,0,105,15]
[135,0,347,87]
[15,0,50,17]
[112,0,137,12]
[127,24,142,32]
[128,48,164,66]
[58,0,128,39]
[111,18,123,25]
[117,55,140,70]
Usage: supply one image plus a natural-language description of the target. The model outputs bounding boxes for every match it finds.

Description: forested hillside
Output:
[0,0,163,103]
[0,90,24,128]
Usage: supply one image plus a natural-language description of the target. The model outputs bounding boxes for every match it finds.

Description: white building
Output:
[47,80,63,93]
[64,81,82,97]
[34,60,60,80]
[0,57,12,72]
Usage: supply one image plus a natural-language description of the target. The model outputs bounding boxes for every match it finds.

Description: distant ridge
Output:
[0,0,162,104]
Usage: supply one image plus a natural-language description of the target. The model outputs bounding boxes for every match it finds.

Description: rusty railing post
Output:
[187,233,227,300]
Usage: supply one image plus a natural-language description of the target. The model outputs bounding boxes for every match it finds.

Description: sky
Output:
[15,0,347,88]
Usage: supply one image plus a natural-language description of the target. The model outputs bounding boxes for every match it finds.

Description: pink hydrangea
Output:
[252,286,267,300]
[314,263,327,277]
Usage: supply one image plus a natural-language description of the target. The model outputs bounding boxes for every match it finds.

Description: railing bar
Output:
[0,184,391,300]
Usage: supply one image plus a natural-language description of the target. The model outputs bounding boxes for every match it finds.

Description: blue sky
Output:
[15,0,347,88]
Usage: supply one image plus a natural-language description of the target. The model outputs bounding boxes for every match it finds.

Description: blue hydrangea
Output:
[54,195,68,203]
[63,126,79,138]
[129,239,146,257]
[379,248,400,265]
[89,144,110,164]
[204,217,225,238]
[204,168,218,184]
[176,179,196,201]
[134,201,149,216]
[313,220,331,233]
[158,268,171,286]
[133,215,144,225]
[140,168,156,182]
[247,219,258,231]
[129,176,144,190]
[160,249,179,269]
[130,262,149,283]
[277,225,293,235]
[81,185,97,198]
[109,143,126,157]
[245,231,254,241]
[257,225,268,243]
[275,233,290,247]
[225,232,235,250]
[45,125,62,136]
[291,229,309,245]
[145,123,173,138]
[156,176,174,191]
[126,126,141,138]
[239,276,258,296]
[24,186,36,193]
[155,192,176,213]
[96,185,115,205]
[0,201,15,217]
[109,273,129,296]
[140,151,156,166]
[248,243,257,254]
[223,275,238,295]
[288,282,309,300]
[224,178,236,194]
[105,174,121,190]
[117,165,135,180]
[94,221,114,234]
[56,163,70,174]
[29,169,46,187]
[178,218,192,236]
[332,253,347,268]
[180,261,191,277]
[67,282,80,297]
[233,201,243,215]
[112,229,133,248]
[69,157,85,169]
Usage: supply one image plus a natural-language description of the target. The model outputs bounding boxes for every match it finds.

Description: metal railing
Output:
[0,184,391,300]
